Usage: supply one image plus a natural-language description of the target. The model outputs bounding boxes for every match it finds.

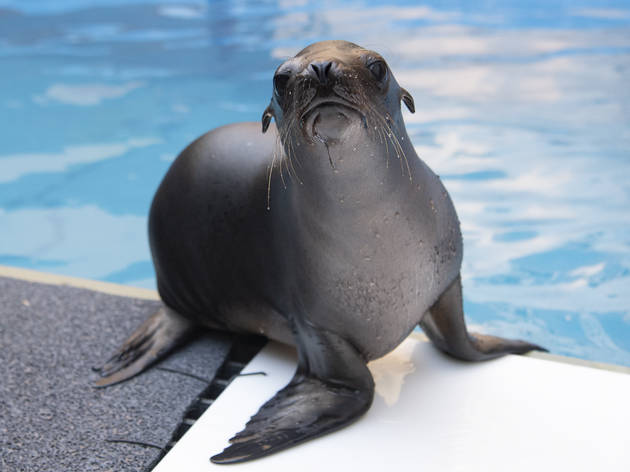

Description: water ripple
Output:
[0,0,628,366]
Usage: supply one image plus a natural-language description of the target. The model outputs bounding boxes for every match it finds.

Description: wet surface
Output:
[0,0,629,365]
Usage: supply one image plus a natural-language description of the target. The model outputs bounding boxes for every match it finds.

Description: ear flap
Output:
[261,105,273,133]
[401,88,415,114]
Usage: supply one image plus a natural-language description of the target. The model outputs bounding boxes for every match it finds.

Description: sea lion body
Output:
[150,118,461,360]
[96,40,544,464]
[148,123,293,345]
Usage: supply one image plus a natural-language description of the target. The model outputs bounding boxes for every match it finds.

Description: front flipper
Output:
[420,274,547,361]
[211,320,374,464]
[93,306,194,387]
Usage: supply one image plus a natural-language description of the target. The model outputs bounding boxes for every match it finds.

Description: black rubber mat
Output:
[0,275,252,471]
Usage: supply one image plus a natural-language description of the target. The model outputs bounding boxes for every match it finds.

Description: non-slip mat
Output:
[0,275,234,471]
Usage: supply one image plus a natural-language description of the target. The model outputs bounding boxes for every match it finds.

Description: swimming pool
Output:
[1,0,629,366]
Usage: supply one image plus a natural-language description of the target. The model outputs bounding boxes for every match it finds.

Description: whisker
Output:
[385,118,412,181]
[369,106,412,181]
[266,135,281,210]
[287,137,303,184]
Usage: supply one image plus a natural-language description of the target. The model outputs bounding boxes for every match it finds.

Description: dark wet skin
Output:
[95,40,546,464]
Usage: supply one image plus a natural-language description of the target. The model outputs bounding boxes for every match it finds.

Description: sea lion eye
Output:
[367,61,387,82]
[273,73,291,98]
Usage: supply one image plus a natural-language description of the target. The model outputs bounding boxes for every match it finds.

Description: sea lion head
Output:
[261,40,415,153]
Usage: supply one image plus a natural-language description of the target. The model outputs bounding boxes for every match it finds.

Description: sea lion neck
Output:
[281,129,420,216]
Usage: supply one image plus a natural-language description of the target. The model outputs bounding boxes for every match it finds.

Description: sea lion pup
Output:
[95,40,545,464]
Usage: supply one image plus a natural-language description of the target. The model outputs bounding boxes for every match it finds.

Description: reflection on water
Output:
[0,0,629,366]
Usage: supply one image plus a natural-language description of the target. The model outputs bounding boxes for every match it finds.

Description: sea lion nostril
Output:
[309,60,334,85]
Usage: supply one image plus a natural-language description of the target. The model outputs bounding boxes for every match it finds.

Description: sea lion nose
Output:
[308,60,335,85]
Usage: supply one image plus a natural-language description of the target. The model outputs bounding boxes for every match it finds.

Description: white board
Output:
[153,334,630,471]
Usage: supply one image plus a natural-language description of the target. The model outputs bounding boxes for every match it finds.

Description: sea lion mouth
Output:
[301,99,364,142]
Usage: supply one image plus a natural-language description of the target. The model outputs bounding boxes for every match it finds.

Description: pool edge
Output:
[0,264,159,300]
[1,264,627,375]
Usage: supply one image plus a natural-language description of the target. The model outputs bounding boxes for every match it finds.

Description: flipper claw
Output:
[212,320,375,464]
[420,275,547,361]
[211,376,372,464]
[93,306,193,387]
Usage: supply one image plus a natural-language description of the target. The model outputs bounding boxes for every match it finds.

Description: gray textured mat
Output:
[0,276,234,472]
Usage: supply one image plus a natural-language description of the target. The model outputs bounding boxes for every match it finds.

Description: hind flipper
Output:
[211,319,374,464]
[94,306,194,387]
[420,274,546,361]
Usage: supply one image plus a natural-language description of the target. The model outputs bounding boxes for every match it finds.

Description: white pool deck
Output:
[2,265,629,471]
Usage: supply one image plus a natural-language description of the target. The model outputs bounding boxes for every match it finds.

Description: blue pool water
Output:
[1,0,629,366]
